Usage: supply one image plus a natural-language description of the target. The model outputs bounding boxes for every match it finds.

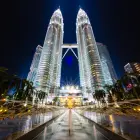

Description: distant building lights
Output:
[66,86,70,90]
[71,86,74,90]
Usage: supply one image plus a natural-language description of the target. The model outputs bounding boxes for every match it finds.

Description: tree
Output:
[12,77,24,100]
[107,93,114,103]
[23,80,34,99]
[0,67,11,99]
[0,68,23,99]
[121,73,140,99]
[104,84,113,93]
[104,84,114,104]
[93,89,106,108]
[38,90,47,106]
[53,97,59,105]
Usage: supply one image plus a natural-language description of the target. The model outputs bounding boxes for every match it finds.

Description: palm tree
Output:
[104,84,113,93]
[129,72,140,85]
[93,89,106,108]
[104,84,120,107]
[13,79,34,104]
[121,73,140,99]
[53,96,59,105]
[38,90,47,107]
[24,80,34,105]
[0,67,12,98]
[0,68,23,100]
[12,77,24,100]
[104,84,114,105]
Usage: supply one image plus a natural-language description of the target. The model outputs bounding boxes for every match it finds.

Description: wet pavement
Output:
[83,111,140,139]
[0,111,62,140]
[34,110,108,140]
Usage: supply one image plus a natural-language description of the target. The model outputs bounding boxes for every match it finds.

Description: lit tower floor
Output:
[34,110,108,140]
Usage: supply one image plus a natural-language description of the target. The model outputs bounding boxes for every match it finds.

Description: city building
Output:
[124,62,140,74]
[76,8,104,98]
[97,43,117,85]
[27,8,117,102]
[59,86,82,106]
[34,8,63,94]
[27,45,42,85]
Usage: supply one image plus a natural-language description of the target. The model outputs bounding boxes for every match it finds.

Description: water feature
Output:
[82,111,140,139]
[0,110,63,140]
[34,110,108,140]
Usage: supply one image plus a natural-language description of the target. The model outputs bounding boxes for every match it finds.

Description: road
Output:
[34,109,108,140]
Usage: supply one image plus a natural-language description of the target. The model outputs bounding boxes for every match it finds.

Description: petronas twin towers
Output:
[27,8,117,98]
[34,9,63,94]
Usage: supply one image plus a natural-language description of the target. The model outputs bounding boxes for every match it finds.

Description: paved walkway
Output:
[34,110,108,140]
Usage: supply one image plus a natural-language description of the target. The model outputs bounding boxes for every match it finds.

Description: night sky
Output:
[0,0,139,85]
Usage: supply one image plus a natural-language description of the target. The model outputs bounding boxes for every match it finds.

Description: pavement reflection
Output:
[34,109,108,140]
[0,111,62,140]
[83,111,140,139]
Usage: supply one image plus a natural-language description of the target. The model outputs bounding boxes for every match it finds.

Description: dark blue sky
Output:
[61,48,79,86]
[0,0,139,84]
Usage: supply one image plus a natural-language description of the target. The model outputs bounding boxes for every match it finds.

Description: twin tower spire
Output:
[52,7,87,17]
[50,8,89,25]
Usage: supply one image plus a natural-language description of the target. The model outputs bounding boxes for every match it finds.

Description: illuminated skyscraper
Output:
[76,9,104,98]
[34,9,63,94]
[27,45,42,85]
[124,62,140,74]
[27,8,117,101]
[97,43,117,85]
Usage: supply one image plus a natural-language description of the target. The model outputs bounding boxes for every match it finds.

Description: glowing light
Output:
[133,108,136,111]
[109,115,115,132]
[0,109,2,112]
[73,90,77,93]
[127,83,132,89]
[71,86,74,90]
[109,115,114,123]
[24,103,27,107]
[66,86,70,90]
